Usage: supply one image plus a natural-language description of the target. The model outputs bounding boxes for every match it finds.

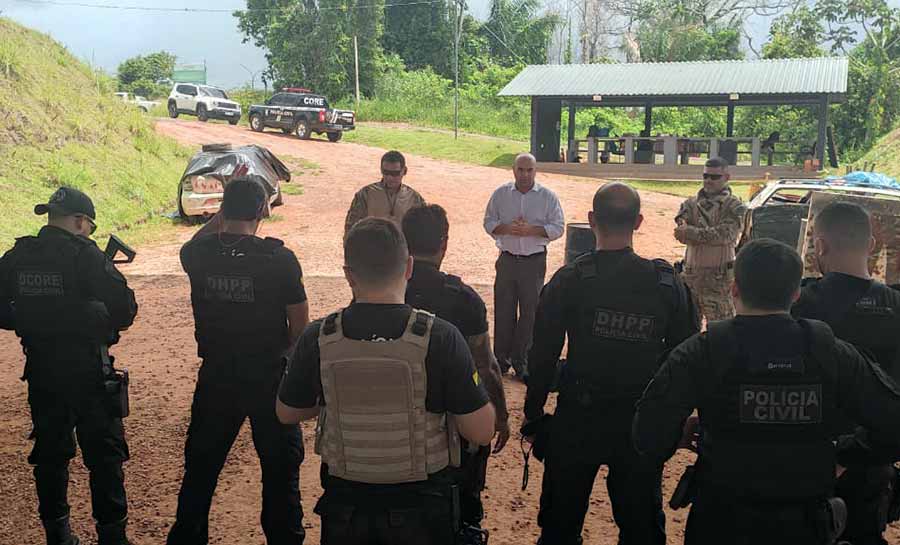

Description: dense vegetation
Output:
[0,18,190,249]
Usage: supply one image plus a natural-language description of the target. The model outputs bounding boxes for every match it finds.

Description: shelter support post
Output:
[817,96,828,168]
[726,102,735,137]
[709,138,719,159]
[663,136,677,166]
[643,105,653,135]
[587,138,598,164]
[751,138,761,167]
[567,103,576,162]
[624,137,634,164]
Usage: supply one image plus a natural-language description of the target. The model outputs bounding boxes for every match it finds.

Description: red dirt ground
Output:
[1,119,896,545]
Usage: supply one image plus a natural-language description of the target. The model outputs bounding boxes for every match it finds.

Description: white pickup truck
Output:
[114,92,159,113]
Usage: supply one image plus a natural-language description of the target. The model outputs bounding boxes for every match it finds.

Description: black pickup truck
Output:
[248,88,355,142]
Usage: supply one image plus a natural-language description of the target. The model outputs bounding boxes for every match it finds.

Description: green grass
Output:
[626,180,754,201]
[0,18,192,251]
[857,127,900,179]
[343,125,525,168]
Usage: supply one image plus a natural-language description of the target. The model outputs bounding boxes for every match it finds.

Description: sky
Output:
[2,0,889,90]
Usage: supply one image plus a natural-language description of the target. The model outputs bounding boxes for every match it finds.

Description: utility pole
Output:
[453,0,466,140]
[354,36,361,108]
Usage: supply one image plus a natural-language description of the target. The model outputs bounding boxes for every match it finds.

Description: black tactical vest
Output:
[187,236,291,360]
[5,232,109,343]
[562,251,676,400]
[699,319,839,501]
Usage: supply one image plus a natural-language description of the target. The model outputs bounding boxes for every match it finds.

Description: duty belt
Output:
[684,261,734,274]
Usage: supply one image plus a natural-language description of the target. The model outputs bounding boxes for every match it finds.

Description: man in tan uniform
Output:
[674,156,747,322]
[344,150,425,234]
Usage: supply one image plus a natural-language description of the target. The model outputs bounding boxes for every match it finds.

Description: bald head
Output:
[814,202,872,252]
[513,153,537,191]
[592,182,642,234]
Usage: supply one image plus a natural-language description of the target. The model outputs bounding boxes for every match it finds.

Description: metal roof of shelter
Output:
[499,57,848,105]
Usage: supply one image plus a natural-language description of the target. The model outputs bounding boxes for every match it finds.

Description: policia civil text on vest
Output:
[634,238,900,545]
[0,187,138,545]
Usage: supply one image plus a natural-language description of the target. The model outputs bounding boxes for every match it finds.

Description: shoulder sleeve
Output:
[633,333,707,461]
[78,244,137,331]
[430,318,489,415]
[345,189,368,234]
[278,321,324,408]
[277,248,307,305]
[179,240,195,274]
[833,338,900,440]
[457,284,488,337]
[656,259,700,347]
[524,266,571,420]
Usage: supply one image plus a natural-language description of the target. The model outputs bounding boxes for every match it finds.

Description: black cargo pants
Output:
[27,382,130,525]
[166,360,304,545]
[459,444,490,526]
[537,401,666,545]
[315,482,457,545]
[685,491,826,545]
[836,464,895,545]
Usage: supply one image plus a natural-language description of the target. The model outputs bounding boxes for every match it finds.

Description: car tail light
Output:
[189,175,224,194]
[318,110,325,123]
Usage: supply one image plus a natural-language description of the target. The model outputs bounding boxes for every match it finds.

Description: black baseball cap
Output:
[34,187,96,220]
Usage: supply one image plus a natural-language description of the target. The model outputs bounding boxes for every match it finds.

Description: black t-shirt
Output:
[181,233,306,360]
[405,261,488,338]
[793,273,900,379]
[279,303,488,415]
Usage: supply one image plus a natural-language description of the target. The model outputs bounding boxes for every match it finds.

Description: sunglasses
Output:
[75,214,97,235]
[703,173,724,181]
[381,168,404,177]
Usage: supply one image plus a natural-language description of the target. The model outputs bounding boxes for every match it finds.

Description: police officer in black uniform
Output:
[276,217,496,545]
[167,178,309,545]
[523,182,699,545]
[633,238,900,545]
[792,202,900,545]
[0,187,137,545]
[402,204,511,530]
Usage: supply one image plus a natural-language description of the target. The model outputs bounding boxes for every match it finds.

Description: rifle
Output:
[104,235,136,264]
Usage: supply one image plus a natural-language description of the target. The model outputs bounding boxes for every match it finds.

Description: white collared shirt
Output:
[483,182,565,256]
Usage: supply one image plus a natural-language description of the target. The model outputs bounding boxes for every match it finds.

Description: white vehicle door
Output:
[175,85,197,111]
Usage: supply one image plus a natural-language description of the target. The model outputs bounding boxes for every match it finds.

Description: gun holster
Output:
[100,346,130,418]
[815,497,847,545]
[669,464,698,509]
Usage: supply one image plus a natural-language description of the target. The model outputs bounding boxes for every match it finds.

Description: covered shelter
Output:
[498,57,848,180]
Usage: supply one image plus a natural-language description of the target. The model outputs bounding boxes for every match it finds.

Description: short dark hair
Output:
[402,204,449,257]
[705,157,729,170]
[814,202,872,251]
[592,182,641,234]
[222,177,267,220]
[345,218,409,286]
[381,150,406,170]
[734,238,803,311]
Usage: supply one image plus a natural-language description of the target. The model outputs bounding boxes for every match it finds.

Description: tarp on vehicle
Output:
[825,171,900,190]
[179,144,291,196]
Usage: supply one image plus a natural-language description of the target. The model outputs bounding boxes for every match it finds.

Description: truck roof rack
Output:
[282,87,313,93]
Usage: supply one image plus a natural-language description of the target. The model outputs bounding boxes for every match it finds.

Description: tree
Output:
[116,51,175,98]
[382,0,453,76]
[817,0,900,150]
[762,5,825,59]
[236,0,385,99]
[482,0,560,66]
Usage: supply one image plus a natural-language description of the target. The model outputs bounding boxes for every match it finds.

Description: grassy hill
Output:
[857,127,900,178]
[0,18,190,249]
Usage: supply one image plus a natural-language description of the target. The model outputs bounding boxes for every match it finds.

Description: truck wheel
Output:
[294,119,311,140]
[249,113,264,132]
[281,128,292,135]
[168,101,179,118]
[327,132,343,143]
[228,117,239,126]
[197,104,208,122]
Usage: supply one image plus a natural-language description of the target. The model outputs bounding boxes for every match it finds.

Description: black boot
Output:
[96,518,131,545]
[42,516,80,545]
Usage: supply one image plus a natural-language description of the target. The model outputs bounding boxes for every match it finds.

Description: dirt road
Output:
[1,119,887,545]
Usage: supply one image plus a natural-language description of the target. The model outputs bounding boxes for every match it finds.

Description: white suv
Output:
[167,84,241,125]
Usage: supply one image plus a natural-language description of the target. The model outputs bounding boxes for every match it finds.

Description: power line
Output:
[13,0,442,13]
[481,22,526,64]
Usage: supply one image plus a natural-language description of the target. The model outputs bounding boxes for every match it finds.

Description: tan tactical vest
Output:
[362,183,423,225]
[315,309,461,484]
